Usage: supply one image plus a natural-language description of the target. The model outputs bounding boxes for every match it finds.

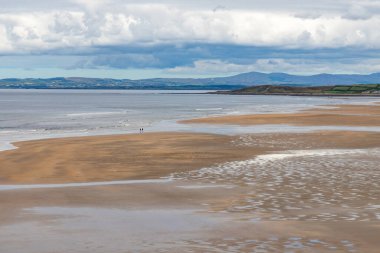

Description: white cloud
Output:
[166,60,254,75]
[342,1,380,20]
[164,58,380,76]
[0,2,380,54]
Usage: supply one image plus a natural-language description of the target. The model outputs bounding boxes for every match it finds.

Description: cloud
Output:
[1,0,380,77]
[164,57,380,76]
[342,1,380,20]
[1,2,380,54]
[75,54,161,69]
[3,43,380,76]
[293,13,322,20]
[166,60,254,75]
[0,0,352,13]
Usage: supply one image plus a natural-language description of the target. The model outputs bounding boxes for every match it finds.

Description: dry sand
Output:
[180,102,380,126]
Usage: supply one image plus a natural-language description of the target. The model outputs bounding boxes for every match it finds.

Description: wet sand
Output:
[0,131,379,184]
[1,138,379,252]
[0,132,265,184]
[1,182,379,252]
[180,103,380,126]
[1,101,380,252]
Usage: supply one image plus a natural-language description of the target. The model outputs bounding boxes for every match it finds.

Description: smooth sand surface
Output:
[180,103,380,126]
[311,103,380,115]
[0,132,264,184]
[1,131,379,184]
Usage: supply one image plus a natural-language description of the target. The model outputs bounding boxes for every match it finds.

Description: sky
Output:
[1,0,380,79]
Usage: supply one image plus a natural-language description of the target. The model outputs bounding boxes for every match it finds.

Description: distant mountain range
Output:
[1,72,380,90]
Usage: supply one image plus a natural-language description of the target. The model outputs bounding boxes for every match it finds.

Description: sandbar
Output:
[0,132,263,184]
[180,103,380,126]
[0,131,379,184]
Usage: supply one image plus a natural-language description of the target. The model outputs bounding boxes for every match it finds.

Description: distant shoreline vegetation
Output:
[215,84,380,96]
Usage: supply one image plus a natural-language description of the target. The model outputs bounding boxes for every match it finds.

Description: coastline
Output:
[211,84,380,96]
[180,102,380,126]
[1,101,380,185]
[212,92,380,97]
[1,99,380,252]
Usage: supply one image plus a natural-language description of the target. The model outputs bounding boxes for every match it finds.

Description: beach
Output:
[180,103,380,126]
[0,94,380,253]
[0,131,379,185]
[0,132,264,184]
[4,0,380,251]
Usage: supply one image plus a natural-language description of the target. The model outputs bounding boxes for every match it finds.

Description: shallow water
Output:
[0,205,362,253]
[170,147,380,222]
[1,89,378,150]
[0,206,220,253]
[0,147,378,252]
[151,120,380,136]
[0,178,172,191]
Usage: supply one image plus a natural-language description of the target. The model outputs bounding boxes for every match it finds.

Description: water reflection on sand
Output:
[1,145,379,252]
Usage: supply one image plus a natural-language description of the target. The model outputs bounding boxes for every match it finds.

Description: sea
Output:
[0,89,378,151]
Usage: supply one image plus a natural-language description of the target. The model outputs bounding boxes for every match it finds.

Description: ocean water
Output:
[0,89,378,150]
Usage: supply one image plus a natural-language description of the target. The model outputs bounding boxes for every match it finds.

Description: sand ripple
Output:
[169,148,380,222]
[178,236,357,253]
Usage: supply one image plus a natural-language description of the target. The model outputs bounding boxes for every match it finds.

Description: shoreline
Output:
[212,92,380,97]
[1,99,380,252]
[1,101,380,185]
[180,102,380,126]
[0,178,172,191]
[211,84,380,96]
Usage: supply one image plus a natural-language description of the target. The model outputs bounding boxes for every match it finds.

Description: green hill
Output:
[219,84,380,96]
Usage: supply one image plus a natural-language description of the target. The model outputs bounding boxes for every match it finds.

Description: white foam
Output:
[366,205,380,209]
[169,148,378,182]
[153,120,380,136]
[66,111,127,117]
[177,184,235,189]
[0,142,17,152]
[195,108,223,111]
[254,149,368,164]
[0,178,172,191]
[226,149,368,168]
